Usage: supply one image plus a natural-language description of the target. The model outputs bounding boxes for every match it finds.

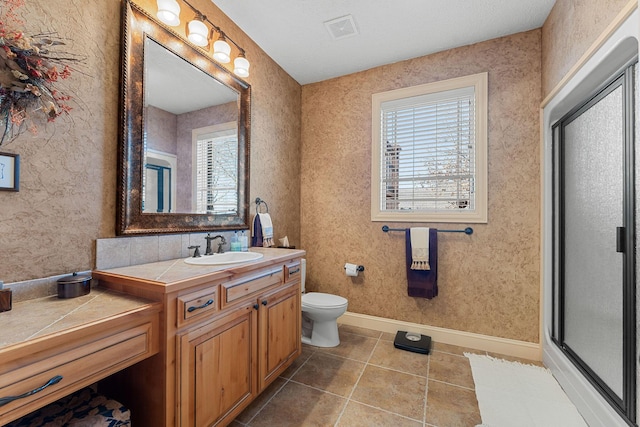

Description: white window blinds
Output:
[371,72,487,223]
[195,131,238,214]
[380,86,475,212]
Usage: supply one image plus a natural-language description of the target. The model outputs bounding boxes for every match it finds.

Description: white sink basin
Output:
[184,251,264,265]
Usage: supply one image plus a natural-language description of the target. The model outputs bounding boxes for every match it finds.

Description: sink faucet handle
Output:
[187,245,201,258]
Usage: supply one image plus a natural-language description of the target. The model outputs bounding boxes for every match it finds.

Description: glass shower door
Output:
[562,83,624,400]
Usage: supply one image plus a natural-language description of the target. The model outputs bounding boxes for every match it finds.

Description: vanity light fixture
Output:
[234,51,250,78]
[156,0,181,26]
[187,14,209,46]
[213,34,231,63]
[156,0,251,77]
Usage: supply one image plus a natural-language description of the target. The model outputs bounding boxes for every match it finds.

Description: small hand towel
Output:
[251,214,263,247]
[410,227,430,270]
[406,228,438,299]
[258,213,274,247]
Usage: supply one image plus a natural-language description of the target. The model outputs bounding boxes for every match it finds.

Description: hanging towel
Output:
[406,228,438,299]
[410,227,430,270]
[251,214,263,247]
[251,212,274,247]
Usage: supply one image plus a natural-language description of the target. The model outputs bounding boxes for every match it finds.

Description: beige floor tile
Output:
[248,381,346,427]
[425,380,481,427]
[380,331,396,341]
[338,324,383,339]
[280,344,316,379]
[234,377,287,424]
[431,341,485,356]
[368,340,429,377]
[291,352,365,397]
[337,401,423,427]
[350,365,426,420]
[316,331,378,362]
[428,351,476,389]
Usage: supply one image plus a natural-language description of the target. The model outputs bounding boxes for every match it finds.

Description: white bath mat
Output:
[465,353,588,427]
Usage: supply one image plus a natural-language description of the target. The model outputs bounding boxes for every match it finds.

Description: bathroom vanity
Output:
[92,247,305,427]
[0,288,161,424]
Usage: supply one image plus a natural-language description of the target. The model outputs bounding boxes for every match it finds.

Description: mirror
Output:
[117,0,250,235]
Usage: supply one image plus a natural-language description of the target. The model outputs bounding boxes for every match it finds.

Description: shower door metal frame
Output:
[551,60,636,426]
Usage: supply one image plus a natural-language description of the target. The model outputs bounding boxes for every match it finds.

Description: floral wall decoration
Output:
[0,0,84,145]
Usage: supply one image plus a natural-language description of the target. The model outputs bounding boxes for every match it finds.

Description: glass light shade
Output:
[156,0,180,26]
[187,19,209,46]
[213,39,231,63]
[234,56,250,78]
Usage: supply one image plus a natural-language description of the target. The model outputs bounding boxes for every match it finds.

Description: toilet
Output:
[300,259,348,347]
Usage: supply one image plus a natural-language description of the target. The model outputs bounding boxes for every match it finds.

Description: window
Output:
[194,122,238,214]
[371,72,488,223]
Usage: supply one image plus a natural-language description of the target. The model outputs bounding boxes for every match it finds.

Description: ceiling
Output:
[213,0,556,85]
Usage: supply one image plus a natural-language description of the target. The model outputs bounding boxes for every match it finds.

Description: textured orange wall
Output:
[0,0,301,282]
[300,30,542,343]
[542,0,632,97]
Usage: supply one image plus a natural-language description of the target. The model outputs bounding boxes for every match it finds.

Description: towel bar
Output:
[381,225,473,235]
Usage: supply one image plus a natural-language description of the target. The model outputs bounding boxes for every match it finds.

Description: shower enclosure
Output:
[543,9,638,427]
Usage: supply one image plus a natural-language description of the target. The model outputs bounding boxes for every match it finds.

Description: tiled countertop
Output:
[93,247,306,293]
[0,287,157,348]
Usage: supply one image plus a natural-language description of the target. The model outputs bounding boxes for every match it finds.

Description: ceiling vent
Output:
[324,15,358,40]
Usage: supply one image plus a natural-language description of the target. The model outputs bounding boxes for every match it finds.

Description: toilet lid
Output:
[302,292,348,309]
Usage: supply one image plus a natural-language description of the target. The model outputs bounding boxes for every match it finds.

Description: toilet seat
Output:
[302,292,348,309]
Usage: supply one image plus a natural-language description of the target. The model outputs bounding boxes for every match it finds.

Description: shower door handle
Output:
[616,227,625,253]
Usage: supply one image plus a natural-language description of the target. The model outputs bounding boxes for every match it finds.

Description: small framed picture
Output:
[0,152,19,192]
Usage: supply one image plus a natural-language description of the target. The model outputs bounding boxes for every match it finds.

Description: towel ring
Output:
[255,197,269,214]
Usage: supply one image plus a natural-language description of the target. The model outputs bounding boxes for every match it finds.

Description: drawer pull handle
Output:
[0,375,63,407]
[261,300,268,306]
[289,268,300,275]
[253,303,259,310]
[187,299,214,313]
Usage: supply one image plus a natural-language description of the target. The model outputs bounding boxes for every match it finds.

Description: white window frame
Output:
[371,72,488,223]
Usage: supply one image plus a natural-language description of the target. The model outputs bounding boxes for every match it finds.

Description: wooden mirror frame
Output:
[117,0,251,235]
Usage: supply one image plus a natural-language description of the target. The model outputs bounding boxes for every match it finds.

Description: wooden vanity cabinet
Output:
[94,251,303,427]
[177,299,258,427]
[177,262,302,427]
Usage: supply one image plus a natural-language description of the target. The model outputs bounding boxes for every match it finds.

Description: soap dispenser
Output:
[240,231,248,252]
[230,231,241,252]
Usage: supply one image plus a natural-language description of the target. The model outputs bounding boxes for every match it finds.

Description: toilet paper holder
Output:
[344,265,365,272]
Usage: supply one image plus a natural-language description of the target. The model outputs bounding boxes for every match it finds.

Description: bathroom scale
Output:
[393,331,431,354]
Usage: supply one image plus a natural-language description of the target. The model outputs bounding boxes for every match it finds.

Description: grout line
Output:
[287,378,350,400]
[243,378,290,426]
[345,397,425,424]
[244,349,319,425]
[333,332,381,426]
[427,377,476,392]
[366,360,429,379]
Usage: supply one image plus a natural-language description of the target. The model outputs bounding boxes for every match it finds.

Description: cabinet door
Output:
[177,302,257,427]
[258,281,301,390]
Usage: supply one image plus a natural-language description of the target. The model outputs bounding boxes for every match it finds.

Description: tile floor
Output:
[232,324,541,427]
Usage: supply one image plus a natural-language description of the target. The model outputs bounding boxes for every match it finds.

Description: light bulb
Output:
[213,38,231,63]
[234,55,250,78]
[156,0,180,26]
[187,19,209,47]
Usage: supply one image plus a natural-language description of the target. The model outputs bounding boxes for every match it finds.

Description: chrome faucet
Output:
[205,234,227,255]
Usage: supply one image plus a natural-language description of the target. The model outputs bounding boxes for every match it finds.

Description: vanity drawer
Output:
[223,267,283,307]
[0,321,155,422]
[177,286,219,327]
[284,260,301,283]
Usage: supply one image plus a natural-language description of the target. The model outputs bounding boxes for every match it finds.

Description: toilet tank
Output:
[301,258,306,293]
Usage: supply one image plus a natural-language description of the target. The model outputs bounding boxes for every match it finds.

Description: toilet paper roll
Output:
[345,263,359,277]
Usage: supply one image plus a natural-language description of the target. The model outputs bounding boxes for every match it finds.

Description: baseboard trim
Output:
[338,311,542,361]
